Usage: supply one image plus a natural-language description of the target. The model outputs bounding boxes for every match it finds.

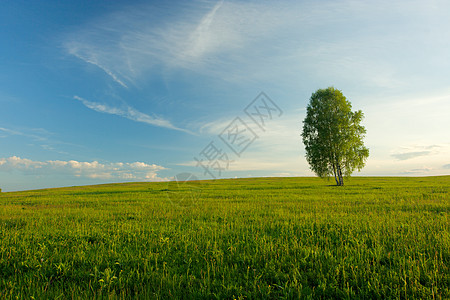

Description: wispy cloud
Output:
[180,111,308,177]
[63,0,450,90]
[74,96,192,134]
[60,0,450,179]
[0,126,81,155]
[0,156,167,181]
[401,167,433,175]
[391,145,441,161]
[60,2,298,86]
[66,47,129,88]
[392,151,432,161]
[0,127,51,142]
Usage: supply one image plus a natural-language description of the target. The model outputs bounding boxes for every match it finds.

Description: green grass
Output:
[0,176,449,299]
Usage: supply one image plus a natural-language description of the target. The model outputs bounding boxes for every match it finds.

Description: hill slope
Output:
[1,176,449,299]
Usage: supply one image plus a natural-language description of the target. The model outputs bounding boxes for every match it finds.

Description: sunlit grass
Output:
[0,176,449,299]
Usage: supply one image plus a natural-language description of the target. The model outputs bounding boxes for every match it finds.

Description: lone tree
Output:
[302,87,369,186]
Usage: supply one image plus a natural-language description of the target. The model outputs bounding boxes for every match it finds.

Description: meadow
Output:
[0,176,449,299]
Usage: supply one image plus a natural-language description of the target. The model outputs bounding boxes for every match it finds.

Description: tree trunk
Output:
[337,164,344,186]
[333,164,339,185]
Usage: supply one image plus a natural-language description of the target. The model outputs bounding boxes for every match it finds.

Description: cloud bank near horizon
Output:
[0,156,167,181]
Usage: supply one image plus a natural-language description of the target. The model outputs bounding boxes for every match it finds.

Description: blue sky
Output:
[1,0,449,191]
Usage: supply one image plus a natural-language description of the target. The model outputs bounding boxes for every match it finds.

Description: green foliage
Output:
[302,87,369,185]
[0,176,449,299]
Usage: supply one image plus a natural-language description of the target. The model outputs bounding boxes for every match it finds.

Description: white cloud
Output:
[74,96,193,134]
[0,156,45,170]
[0,156,167,181]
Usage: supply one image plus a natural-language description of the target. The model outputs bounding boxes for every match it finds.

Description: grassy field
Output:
[0,176,449,299]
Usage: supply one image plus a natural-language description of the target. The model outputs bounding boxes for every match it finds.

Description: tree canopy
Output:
[301,87,369,185]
